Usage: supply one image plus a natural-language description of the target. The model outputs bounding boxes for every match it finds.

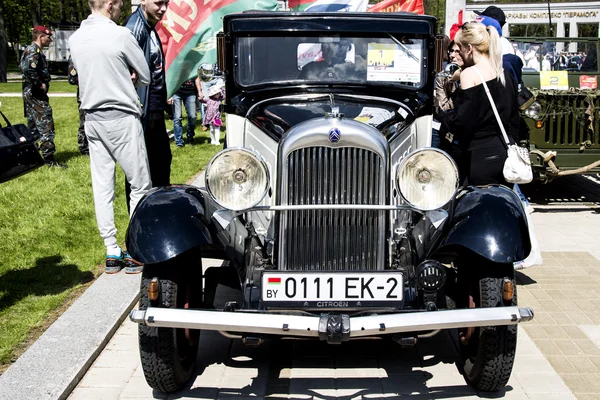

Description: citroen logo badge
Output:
[329,127,341,143]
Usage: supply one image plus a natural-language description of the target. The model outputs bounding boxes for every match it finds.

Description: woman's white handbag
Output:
[504,145,533,184]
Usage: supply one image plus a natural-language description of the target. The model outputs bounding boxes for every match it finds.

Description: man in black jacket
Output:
[124,0,172,210]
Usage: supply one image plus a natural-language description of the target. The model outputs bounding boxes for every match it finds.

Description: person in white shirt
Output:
[69,0,152,274]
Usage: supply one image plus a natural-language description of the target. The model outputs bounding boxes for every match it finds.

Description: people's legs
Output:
[200,103,206,130]
[85,120,118,252]
[77,96,89,155]
[108,115,152,215]
[431,128,441,149]
[145,111,172,187]
[26,92,57,163]
[183,94,196,141]
[172,93,184,146]
[210,123,220,145]
[125,112,172,211]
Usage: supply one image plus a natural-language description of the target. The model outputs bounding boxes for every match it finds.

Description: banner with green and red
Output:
[289,0,424,13]
[367,0,423,13]
[156,0,279,98]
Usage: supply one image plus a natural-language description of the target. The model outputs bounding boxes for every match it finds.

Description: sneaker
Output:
[187,136,194,144]
[176,143,185,148]
[105,255,124,274]
[123,251,143,274]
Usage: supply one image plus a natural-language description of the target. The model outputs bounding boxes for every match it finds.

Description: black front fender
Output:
[438,185,531,263]
[126,185,213,264]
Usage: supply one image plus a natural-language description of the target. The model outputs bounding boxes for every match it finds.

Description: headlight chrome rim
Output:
[205,147,270,211]
[525,101,542,120]
[396,148,459,211]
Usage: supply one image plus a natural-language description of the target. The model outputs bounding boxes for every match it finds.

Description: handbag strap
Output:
[471,66,511,146]
[0,110,12,127]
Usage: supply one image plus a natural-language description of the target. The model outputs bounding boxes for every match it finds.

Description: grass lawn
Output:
[0,89,221,371]
[0,81,77,94]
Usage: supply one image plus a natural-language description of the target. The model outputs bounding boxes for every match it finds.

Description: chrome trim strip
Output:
[245,93,413,120]
[212,205,436,230]
[130,306,534,338]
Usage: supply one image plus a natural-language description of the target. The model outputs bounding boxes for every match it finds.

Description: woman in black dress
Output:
[437,21,520,186]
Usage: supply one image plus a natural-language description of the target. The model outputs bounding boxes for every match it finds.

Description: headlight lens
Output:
[525,101,542,120]
[206,148,270,211]
[396,148,458,211]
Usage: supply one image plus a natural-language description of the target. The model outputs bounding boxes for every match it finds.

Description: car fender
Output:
[126,185,213,264]
[438,185,531,264]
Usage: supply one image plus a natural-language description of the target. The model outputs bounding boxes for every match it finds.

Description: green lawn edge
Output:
[0,94,221,370]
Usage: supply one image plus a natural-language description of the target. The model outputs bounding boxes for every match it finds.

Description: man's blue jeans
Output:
[172,93,196,146]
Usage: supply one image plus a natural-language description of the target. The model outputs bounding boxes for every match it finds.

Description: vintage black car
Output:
[127,12,535,394]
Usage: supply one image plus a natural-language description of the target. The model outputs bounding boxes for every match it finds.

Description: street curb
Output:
[0,272,141,400]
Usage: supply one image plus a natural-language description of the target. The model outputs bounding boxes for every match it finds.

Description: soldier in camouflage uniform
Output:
[67,57,89,155]
[20,25,66,168]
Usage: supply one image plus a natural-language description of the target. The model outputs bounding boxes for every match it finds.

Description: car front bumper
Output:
[130,306,534,344]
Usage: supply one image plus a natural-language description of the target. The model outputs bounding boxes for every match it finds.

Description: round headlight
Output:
[396,148,458,211]
[206,148,270,211]
[525,101,542,120]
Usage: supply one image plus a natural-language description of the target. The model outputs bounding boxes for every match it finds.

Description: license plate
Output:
[261,272,403,302]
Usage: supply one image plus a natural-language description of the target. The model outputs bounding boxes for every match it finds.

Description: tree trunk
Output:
[0,1,7,83]
[59,0,65,22]
[28,0,41,26]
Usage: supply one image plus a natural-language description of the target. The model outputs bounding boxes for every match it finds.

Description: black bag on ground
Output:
[0,110,44,183]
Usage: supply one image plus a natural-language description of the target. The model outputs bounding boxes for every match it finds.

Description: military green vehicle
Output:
[510,37,600,183]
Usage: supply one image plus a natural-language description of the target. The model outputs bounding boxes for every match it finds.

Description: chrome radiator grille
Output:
[279,147,386,271]
[541,94,600,146]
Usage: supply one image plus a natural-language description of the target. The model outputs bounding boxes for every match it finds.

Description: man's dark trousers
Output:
[125,111,172,212]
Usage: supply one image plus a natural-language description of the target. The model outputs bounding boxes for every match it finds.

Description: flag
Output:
[156,0,278,98]
[302,0,369,12]
[367,0,424,14]
[289,0,368,11]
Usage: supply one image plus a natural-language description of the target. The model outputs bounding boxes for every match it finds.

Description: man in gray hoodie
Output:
[69,0,152,274]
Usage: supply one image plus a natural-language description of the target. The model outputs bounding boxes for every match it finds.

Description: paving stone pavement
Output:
[67,175,600,399]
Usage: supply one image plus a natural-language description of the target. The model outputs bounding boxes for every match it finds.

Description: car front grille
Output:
[279,146,386,271]
[541,93,600,146]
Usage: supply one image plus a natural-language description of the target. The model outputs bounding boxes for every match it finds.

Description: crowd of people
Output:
[20,0,224,274]
[512,43,598,72]
[434,5,534,212]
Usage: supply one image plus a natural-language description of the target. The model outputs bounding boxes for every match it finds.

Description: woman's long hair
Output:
[455,21,505,86]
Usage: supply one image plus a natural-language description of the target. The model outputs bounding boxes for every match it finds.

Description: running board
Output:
[130,306,534,340]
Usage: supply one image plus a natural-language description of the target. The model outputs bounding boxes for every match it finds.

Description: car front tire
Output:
[459,276,518,392]
[138,259,202,392]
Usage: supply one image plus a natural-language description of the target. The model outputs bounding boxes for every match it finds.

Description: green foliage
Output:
[0,93,220,368]
[1,0,134,48]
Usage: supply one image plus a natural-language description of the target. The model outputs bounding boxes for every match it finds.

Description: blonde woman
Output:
[437,21,520,185]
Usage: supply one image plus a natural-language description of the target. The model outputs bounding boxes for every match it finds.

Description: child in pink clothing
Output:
[202,82,225,145]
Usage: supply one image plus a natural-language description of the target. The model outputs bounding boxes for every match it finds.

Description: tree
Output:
[0,0,6,82]
[28,0,41,26]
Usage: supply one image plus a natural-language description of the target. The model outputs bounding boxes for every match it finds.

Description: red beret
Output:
[33,25,52,35]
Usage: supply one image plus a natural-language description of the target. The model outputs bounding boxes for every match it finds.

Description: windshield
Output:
[236,35,426,89]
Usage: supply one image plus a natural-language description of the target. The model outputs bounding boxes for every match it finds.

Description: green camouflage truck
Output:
[511,37,600,182]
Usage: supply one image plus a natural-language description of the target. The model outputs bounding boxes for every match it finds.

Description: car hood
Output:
[244,93,422,141]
